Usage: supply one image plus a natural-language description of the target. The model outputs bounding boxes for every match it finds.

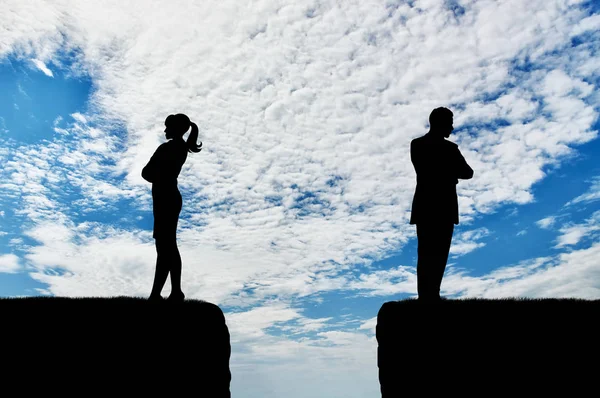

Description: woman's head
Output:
[164,113,203,153]
[164,114,191,139]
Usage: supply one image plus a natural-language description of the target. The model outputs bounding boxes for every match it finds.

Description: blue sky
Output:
[1,1,600,397]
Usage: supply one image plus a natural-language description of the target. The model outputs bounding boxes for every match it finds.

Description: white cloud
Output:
[571,13,600,36]
[0,117,7,134]
[71,112,87,124]
[348,240,600,300]
[566,176,600,206]
[9,238,24,247]
[229,328,379,398]
[555,226,589,247]
[31,58,53,77]
[358,316,377,334]
[226,303,379,398]
[450,227,490,256]
[227,303,302,342]
[444,241,600,299]
[536,216,557,229]
[23,221,157,297]
[345,265,416,297]
[0,253,21,273]
[554,210,600,248]
[294,317,334,333]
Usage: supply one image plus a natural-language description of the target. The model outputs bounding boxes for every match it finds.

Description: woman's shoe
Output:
[167,291,185,302]
[148,294,164,302]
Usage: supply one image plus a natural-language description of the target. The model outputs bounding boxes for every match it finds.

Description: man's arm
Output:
[454,145,473,180]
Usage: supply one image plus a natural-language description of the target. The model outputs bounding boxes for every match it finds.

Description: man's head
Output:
[429,107,454,138]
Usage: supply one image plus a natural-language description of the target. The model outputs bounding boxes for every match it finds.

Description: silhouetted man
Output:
[410,107,473,300]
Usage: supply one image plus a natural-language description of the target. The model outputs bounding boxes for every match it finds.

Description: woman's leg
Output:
[151,190,184,300]
[169,240,183,297]
[149,238,172,299]
[168,192,184,300]
[152,237,184,300]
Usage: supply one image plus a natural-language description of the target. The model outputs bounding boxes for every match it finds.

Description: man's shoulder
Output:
[444,139,458,147]
[411,134,457,145]
[411,135,427,146]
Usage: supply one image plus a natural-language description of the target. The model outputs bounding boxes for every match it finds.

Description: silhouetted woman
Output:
[142,114,202,301]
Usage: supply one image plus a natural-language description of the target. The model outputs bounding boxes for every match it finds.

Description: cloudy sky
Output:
[1,0,599,396]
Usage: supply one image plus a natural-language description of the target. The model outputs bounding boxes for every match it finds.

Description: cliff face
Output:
[376,298,599,397]
[2,297,231,397]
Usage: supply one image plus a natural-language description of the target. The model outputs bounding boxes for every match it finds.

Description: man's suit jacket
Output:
[410,132,473,225]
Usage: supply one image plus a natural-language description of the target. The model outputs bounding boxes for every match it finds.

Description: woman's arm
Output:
[142,144,167,183]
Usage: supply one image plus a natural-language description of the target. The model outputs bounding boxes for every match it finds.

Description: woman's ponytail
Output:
[186,122,203,153]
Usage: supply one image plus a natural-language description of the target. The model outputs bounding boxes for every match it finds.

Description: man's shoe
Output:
[418,295,442,302]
